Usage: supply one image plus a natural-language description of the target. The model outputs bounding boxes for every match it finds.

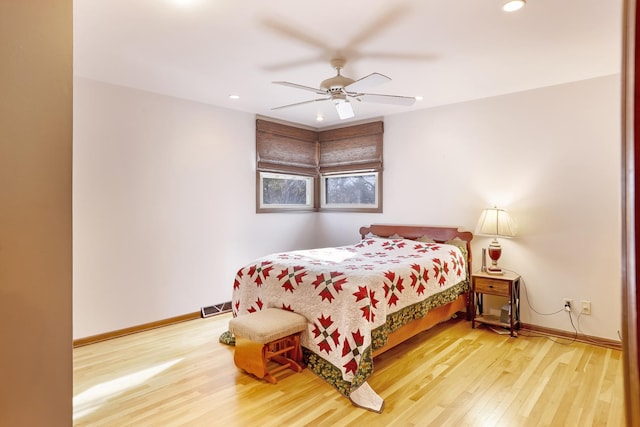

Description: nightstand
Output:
[471,270,521,337]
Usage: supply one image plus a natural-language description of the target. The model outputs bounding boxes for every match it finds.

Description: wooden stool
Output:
[228,308,307,384]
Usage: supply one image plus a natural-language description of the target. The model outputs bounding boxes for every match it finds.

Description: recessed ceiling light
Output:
[415,96,424,101]
[316,114,324,122]
[503,0,526,12]
[229,94,240,100]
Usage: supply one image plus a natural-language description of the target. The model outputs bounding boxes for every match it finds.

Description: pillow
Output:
[445,237,468,249]
[369,233,404,240]
[416,235,467,247]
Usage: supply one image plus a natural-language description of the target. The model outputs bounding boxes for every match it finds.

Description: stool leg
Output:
[290,334,303,363]
[266,335,303,374]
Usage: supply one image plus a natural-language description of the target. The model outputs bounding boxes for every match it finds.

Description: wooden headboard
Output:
[359,224,474,265]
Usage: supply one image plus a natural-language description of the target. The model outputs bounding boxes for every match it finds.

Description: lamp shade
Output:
[475,207,517,238]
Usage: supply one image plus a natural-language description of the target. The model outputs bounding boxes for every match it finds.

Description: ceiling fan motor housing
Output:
[321,75,355,92]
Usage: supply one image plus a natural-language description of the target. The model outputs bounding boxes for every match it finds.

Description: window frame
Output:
[319,170,382,212]
[256,171,315,213]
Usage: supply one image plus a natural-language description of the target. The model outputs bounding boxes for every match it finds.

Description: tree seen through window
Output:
[325,174,376,204]
[263,176,309,205]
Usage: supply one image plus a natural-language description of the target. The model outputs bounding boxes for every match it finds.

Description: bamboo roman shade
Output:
[318,121,383,174]
[256,119,383,175]
[256,119,318,176]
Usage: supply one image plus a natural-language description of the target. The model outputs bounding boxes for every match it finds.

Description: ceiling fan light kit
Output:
[272,58,416,120]
[334,98,355,120]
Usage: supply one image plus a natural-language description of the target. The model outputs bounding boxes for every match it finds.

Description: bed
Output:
[225,224,473,412]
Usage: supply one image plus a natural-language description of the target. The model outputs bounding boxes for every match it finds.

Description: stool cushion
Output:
[229,308,307,344]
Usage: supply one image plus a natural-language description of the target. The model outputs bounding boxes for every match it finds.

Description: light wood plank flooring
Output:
[73,313,625,426]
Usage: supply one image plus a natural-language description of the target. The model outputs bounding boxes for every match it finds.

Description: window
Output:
[255,119,318,213]
[318,122,383,212]
[255,119,383,213]
[258,172,314,212]
[321,171,380,212]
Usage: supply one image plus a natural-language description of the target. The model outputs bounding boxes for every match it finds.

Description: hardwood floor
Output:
[73,313,625,426]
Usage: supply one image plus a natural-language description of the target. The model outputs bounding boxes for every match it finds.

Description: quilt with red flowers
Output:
[230,237,469,402]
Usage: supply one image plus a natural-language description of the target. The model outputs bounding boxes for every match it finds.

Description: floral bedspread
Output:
[230,237,469,398]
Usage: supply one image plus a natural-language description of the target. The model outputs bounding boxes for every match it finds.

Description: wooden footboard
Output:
[359,224,474,359]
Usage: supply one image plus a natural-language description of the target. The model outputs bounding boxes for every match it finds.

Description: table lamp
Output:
[475,207,517,274]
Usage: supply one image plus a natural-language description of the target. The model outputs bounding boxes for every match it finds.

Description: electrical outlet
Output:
[563,298,573,311]
[581,300,591,315]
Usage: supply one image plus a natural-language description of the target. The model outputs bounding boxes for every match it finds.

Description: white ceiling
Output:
[74,0,622,129]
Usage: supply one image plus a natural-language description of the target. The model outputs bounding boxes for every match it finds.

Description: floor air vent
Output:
[201,301,232,318]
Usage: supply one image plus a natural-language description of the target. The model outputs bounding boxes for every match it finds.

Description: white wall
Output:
[74,74,621,342]
[319,75,621,340]
[73,78,319,339]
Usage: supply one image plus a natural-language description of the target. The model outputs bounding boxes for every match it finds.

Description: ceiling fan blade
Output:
[261,18,331,51]
[263,54,326,71]
[362,52,438,62]
[335,100,355,120]
[272,98,331,110]
[273,81,327,95]
[356,93,416,106]
[344,73,391,93]
[343,4,409,52]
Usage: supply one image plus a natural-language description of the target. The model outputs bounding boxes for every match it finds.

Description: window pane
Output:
[325,174,376,204]
[263,176,309,205]
[322,172,379,211]
[258,172,313,212]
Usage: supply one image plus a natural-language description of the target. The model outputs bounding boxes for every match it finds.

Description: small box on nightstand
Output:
[500,304,511,324]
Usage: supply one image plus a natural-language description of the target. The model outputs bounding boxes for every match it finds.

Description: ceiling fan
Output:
[272,58,416,120]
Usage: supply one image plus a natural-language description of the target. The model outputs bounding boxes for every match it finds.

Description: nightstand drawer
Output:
[474,278,510,297]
